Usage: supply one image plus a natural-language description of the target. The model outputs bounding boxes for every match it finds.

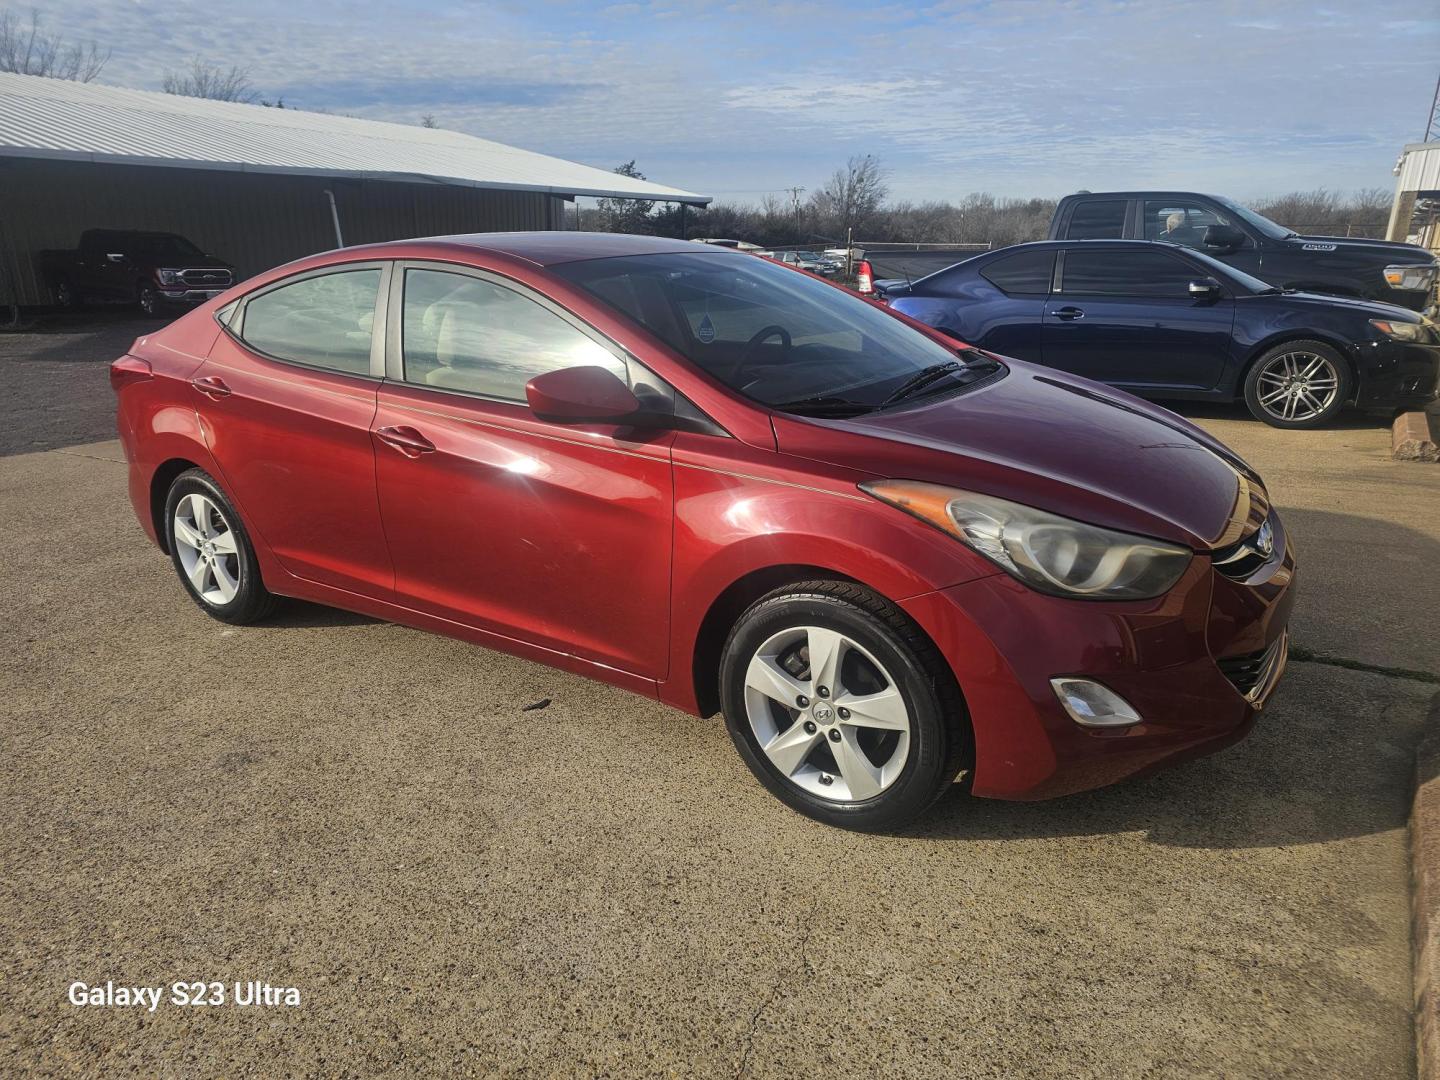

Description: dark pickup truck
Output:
[38,229,236,316]
[1048,192,1437,312]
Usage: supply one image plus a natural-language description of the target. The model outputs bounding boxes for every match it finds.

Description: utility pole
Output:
[1426,69,1440,142]
[786,186,805,221]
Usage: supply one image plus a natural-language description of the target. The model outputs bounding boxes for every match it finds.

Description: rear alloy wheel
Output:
[164,469,277,624]
[1243,340,1351,429]
[720,581,967,830]
[54,280,78,308]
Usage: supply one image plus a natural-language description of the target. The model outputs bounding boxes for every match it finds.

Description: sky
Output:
[31,0,1440,205]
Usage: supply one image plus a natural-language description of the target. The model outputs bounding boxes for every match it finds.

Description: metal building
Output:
[1387,142,1440,251]
[0,71,710,307]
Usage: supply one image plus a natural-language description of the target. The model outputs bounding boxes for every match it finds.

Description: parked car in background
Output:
[38,229,236,316]
[112,232,1292,830]
[773,250,837,276]
[693,238,765,251]
[883,239,1439,428]
[1049,191,1438,312]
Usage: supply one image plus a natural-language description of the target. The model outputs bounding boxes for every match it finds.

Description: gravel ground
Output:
[1,321,1436,1077]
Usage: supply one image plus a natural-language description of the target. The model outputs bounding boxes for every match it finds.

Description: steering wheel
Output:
[733,324,792,386]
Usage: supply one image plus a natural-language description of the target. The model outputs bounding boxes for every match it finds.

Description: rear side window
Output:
[1060,250,1197,298]
[240,269,381,374]
[1063,200,1128,240]
[400,268,625,401]
[979,249,1055,295]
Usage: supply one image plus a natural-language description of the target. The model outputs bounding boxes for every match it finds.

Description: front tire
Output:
[137,283,164,318]
[720,581,968,831]
[1243,340,1351,429]
[164,469,277,624]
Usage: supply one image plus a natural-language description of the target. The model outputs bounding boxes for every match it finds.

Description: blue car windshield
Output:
[554,251,1000,415]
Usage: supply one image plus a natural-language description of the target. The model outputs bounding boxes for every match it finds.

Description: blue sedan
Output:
[882,240,1439,428]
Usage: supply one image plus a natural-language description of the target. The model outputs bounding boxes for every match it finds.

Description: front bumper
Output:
[900,514,1297,801]
[156,287,228,305]
[1354,339,1440,410]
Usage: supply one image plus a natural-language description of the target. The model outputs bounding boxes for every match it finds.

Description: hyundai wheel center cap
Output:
[812,702,835,724]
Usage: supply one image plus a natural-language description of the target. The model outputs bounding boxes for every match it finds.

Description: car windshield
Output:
[1214,197,1296,241]
[796,251,821,260]
[127,234,205,260]
[553,251,1000,415]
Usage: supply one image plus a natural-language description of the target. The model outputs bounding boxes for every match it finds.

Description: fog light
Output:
[1050,678,1141,728]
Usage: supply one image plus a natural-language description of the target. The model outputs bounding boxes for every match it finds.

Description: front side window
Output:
[979,249,1055,295]
[1060,250,1198,298]
[553,251,999,415]
[239,269,381,374]
[1144,200,1228,249]
[401,268,626,401]
[1064,200,1127,240]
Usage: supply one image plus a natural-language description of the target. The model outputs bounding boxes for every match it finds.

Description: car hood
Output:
[772,360,1252,550]
[156,254,233,270]
[1244,289,1425,321]
[1291,235,1438,263]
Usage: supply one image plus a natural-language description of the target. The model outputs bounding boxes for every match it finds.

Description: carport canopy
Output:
[0,71,711,205]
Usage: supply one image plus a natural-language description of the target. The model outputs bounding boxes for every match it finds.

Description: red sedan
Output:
[111,233,1294,830]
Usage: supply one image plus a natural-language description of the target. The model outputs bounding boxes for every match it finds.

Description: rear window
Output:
[239,269,381,374]
[979,249,1055,295]
[1063,200,1128,240]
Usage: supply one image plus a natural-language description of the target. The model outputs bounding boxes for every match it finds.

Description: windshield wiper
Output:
[773,395,876,417]
[880,361,964,406]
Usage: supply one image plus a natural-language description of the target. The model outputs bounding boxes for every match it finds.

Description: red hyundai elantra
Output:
[111,233,1293,830]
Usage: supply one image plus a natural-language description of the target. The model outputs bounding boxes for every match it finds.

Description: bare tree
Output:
[420,114,438,129]
[0,8,108,81]
[809,155,888,238]
[162,59,259,103]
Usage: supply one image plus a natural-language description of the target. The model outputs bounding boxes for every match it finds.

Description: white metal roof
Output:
[0,71,711,205]
[1396,142,1440,194]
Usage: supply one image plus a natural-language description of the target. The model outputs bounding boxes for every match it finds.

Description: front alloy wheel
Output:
[138,284,161,317]
[743,625,911,802]
[721,581,968,830]
[1244,340,1350,428]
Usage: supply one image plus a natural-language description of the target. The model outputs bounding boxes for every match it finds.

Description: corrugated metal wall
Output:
[0,158,563,306]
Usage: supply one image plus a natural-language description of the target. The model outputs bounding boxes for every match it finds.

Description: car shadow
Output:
[1152,397,1393,431]
[268,600,382,629]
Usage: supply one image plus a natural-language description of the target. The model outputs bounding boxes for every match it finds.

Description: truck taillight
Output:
[110,355,152,392]
[855,260,874,295]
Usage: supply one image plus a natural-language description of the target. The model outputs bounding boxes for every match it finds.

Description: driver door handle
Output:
[375,425,436,458]
[1052,306,1085,321]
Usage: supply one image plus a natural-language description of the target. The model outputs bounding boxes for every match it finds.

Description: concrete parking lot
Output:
[2,318,1437,1077]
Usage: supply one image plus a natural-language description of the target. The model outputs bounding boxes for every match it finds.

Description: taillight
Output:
[855,260,874,294]
[110,355,152,392]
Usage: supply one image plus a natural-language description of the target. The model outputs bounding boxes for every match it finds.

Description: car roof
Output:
[347,231,714,267]
[1060,191,1224,201]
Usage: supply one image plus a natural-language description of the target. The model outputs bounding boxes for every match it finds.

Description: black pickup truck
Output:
[1048,192,1437,312]
[37,229,236,316]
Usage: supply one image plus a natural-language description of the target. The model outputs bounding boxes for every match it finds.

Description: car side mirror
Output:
[525,365,641,424]
[106,253,129,263]
[1203,225,1245,251]
[1188,278,1222,300]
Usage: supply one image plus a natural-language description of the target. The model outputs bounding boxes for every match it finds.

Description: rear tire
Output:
[1243,340,1351,429]
[53,280,78,308]
[164,469,277,625]
[720,580,969,831]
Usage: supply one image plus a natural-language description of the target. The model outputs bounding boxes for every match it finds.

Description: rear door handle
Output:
[1052,306,1085,321]
[191,375,232,399]
[375,425,436,458]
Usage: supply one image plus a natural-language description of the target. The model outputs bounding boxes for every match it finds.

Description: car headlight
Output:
[861,480,1193,600]
[1383,265,1436,292]
[156,270,183,286]
[1370,318,1427,342]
